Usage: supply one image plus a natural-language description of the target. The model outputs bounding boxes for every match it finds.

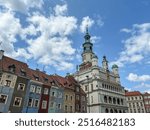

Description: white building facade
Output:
[74,28,128,113]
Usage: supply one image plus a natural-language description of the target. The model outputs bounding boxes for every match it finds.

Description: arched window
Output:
[110,109,113,113]
[104,96,107,103]
[117,98,120,105]
[113,98,116,104]
[109,97,112,104]
[105,108,109,113]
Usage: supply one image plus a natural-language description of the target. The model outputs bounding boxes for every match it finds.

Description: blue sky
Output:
[0,0,150,93]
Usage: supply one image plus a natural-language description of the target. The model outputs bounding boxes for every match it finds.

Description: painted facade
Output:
[0,50,87,113]
[125,91,146,113]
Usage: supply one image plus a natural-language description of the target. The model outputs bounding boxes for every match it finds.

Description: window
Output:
[76,104,79,110]
[30,85,36,93]
[104,96,107,103]
[70,106,73,112]
[36,86,41,94]
[0,94,8,104]
[85,85,88,91]
[21,71,26,76]
[13,97,22,107]
[58,92,62,98]
[82,106,85,111]
[70,96,73,101]
[34,99,39,107]
[21,69,26,76]
[42,100,47,109]
[109,97,112,104]
[44,78,48,83]
[113,98,116,104]
[17,83,25,91]
[76,95,80,100]
[50,102,54,108]
[65,95,68,101]
[5,80,11,87]
[65,105,68,112]
[44,88,49,95]
[52,91,55,97]
[58,104,61,109]
[8,65,15,73]
[117,98,120,105]
[102,83,104,88]
[28,98,33,107]
[35,77,39,81]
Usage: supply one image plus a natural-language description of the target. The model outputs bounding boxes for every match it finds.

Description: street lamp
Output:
[86,75,90,113]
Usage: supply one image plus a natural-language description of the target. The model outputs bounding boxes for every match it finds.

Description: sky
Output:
[0,0,150,93]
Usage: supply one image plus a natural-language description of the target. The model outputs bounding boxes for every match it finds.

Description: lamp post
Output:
[86,75,90,113]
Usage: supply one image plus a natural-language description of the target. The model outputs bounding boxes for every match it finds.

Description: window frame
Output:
[17,83,25,91]
[13,97,22,107]
[0,94,8,104]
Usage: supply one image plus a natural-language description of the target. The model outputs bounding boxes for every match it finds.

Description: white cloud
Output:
[0,0,44,13]
[120,28,131,33]
[91,36,101,43]
[127,73,150,82]
[54,4,67,16]
[23,4,77,71]
[134,82,150,89]
[0,3,78,71]
[111,23,150,67]
[80,16,94,33]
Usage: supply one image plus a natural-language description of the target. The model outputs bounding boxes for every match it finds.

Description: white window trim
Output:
[30,85,36,93]
[28,98,33,107]
[17,83,25,91]
[42,100,47,109]
[13,97,22,107]
[36,86,41,94]
[34,99,39,108]
[44,88,49,95]
[0,94,8,104]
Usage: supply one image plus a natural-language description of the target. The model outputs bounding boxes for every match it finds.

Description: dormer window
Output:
[20,69,26,76]
[35,77,39,81]
[44,78,48,83]
[8,64,16,73]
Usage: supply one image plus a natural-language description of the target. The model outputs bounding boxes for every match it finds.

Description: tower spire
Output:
[86,25,89,34]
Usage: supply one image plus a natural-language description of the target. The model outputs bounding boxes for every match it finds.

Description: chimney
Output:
[0,50,4,60]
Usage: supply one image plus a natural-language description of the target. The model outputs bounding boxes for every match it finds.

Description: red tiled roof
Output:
[52,75,74,90]
[0,56,31,78]
[125,91,142,96]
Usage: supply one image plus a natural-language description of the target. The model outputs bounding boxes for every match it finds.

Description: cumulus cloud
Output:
[111,23,150,67]
[0,0,44,13]
[80,16,94,33]
[127,73,150,82]
[0,3,78,71]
